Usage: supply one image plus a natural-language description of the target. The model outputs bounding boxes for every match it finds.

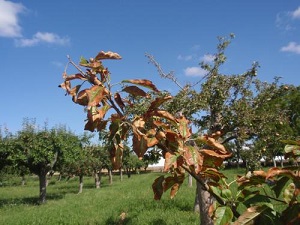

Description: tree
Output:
[14,119,82,203]
[86,144,110,188]
[0,127,14,172]
[123,146,144,178]
[142,147,161,170]
[59,45,299,224]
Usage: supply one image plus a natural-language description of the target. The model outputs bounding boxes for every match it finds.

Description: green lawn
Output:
[0,169,246,225]
[0,172,199,225]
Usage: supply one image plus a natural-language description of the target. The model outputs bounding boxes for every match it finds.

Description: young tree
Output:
[14,119,82,203]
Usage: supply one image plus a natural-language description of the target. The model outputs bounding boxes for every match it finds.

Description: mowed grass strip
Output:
[0,172,200,225]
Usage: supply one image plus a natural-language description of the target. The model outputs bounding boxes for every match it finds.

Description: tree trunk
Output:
[126,168,131,178]
[78,175,83,194]
[194,186,200,213]
[95,171,101,189]
[280,156,284,168]
[273,157,277,167]
[108,169,113,185]
[188,174,193,187]
[57,173,62,181]
[197,180,214,225]
[21,175,26,186]
[119,168,123,181]
[39,171,47,204]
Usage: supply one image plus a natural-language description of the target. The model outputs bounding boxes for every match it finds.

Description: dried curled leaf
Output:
[123,86,148,97]
[95,51,122,60]
[122,79,159,92]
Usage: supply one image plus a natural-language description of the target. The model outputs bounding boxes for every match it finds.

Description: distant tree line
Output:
[0,118,160,203]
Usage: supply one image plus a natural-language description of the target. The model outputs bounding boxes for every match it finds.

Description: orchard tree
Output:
[0,127,14,172]
[148,35,290,222]
[14,119,82,203]
[86,144,111,188]
[142,147,161,170]
[123,146,144,178]
[59,43,300,224]
[59,50,232,224]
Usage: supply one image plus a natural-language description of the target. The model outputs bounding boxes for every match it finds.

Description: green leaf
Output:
[210,186,224,202]
[214,206,233,225]
[281,140,300,145]
[281,203,300,225]
[284,144,300,156]
[272,176,290,198]
[283,182,295,204]
[243,194,271,208]
[80,56,88,65]
[221,189,232,199]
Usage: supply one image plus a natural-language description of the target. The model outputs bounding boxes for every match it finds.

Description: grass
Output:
[0,169,248,225]
[0,172,200,225]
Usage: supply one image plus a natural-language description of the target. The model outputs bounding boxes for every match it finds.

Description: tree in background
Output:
[142,147,161,170]
[0,127,15,184]
[14,118,82,203]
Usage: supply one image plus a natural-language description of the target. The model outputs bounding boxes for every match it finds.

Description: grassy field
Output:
[0,169,246,225]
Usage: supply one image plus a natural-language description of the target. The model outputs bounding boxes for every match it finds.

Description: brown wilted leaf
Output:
[122,79,159,92]
[74,89,89,106]
[152,175,165,200]
[147,110,177,124]
[152,120,170,130]
[89,74,103,86]
[69,85,81,97]
[170,183,180,199]
[177,116,191,140]
[148,96,172,111]
[86,85,109,107]
[114,93,125,111]
[200,149,231,168]
[110,144,123,170]
[132,117,145,130]
[163,151,178,171]
[132,129,158,158]
[266,167,298,180]
[84,119,108,132]
[165,131,182,152]
[95,51,122,60]
[65,73,87,81]
[183,146,203,174]
[123,86,148,97]
[206,136,228,155]
[58,80,71,92]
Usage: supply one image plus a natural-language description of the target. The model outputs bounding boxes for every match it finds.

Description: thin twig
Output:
[145,53,184,90]
[67,55,87,76]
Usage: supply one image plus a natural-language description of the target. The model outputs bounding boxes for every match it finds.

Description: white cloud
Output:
[51,61,64,68]
[280,42,300,54]
[291,6,300,19]
[184,67,207,77]
[177,54,193,61]
[0,0,25,37]
[15,32,70,47]
[201,54,215,63]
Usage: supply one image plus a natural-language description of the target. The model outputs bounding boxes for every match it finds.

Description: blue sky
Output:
[1,0,300,135]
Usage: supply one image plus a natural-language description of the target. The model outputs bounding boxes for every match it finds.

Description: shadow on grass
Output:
[0,193,64,208]
[149,219,167,225]
[105,215,133,225]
